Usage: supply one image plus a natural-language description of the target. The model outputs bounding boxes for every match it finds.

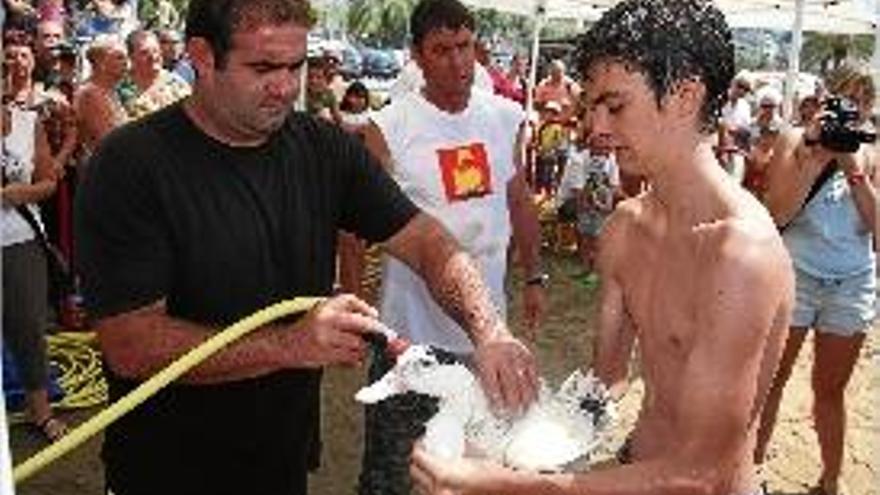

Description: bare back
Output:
[600,180,793,492]
[74,82,128,156]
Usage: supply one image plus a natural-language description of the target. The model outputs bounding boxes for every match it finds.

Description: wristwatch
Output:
[525,273,549,287]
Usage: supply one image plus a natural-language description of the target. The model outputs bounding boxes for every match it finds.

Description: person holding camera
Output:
[756,65,877,495]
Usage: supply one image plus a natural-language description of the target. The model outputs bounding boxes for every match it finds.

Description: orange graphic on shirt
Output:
[437,143,492,202]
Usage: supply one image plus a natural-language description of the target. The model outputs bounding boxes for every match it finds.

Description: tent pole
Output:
[783,0,805,122]
[525,0,546,120]
[519,0,546,177]
[873,0,880,102]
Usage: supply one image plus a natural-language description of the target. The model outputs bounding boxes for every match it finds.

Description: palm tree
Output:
[801,32,874,76]
[347,0,416,46]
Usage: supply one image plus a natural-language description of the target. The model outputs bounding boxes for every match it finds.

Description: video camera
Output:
[818,96,877,153]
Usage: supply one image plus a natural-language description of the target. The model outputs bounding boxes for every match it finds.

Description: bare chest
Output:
[620,241,709,361]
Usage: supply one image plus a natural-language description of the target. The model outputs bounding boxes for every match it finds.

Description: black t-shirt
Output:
[75,103,419,495]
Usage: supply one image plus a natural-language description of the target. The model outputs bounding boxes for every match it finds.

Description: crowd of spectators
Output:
[2,1,191,442]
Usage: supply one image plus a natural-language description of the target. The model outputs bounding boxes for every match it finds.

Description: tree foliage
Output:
[138,0,190,29]
[801,33,874,76]
[347,0,415,46]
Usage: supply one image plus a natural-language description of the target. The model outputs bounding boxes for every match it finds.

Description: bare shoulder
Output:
[596,195,650,279]
[361,121,392,170]
[600,195,646,250]
[700,208,793,300]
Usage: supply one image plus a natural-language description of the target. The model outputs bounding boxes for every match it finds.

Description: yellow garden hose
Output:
[49,331,107,410]
[13,296,324,484]
[7,331,107,427]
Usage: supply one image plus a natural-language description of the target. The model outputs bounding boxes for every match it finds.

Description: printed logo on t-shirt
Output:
[437,143,492,202]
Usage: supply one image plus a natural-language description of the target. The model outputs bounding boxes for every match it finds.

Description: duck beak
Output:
[355,374,402,404]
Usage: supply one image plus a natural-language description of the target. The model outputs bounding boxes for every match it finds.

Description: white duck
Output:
[355,345,615,472]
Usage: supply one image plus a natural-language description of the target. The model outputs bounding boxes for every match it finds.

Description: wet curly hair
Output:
[575,0,734,133]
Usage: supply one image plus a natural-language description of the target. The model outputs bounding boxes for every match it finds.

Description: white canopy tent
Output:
[464,0,876,33]
[463,0,879,119]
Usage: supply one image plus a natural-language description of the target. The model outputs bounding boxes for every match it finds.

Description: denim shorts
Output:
[577,211,608,237]
[791,267,876,335]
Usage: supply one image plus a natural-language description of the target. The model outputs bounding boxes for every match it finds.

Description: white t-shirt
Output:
[720,97,752,130]
[2,108,42,248]
[372,88,523,353]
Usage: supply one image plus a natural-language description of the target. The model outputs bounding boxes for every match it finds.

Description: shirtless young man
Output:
[410,1,794,494]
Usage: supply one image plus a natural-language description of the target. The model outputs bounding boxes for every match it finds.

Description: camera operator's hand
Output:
[833,151,866,178]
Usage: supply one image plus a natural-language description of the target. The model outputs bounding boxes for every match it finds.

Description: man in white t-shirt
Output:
[357,1,545,493]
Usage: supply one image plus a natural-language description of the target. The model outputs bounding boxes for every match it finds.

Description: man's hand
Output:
[521,285,545,342]
[473,331,538,413]
[285,294,380,368]
[411,441,501,495]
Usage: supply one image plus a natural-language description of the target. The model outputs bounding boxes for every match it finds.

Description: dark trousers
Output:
[358,349,438,495]
[3,240,49,391]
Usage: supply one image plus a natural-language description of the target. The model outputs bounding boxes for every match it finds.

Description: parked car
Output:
[360,48,401,80]
[338,46,363,80]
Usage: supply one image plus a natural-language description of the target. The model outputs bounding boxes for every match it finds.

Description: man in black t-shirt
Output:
[74,1,539,495]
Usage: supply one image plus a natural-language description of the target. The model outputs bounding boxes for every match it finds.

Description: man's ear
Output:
[186,37,215,76]
[665,78,705,122]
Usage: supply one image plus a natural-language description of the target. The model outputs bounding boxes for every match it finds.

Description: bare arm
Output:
[384,212,538,410]
[96,294,381,384]
[508,127,545,336]
[52,99,80,174]
[836,144,877,236]
[384,213,507,348]
[2,121,58,206]
[508,129,542,279]
[362,121,393,171]
[763,128,829,226]
[592,210,636,400]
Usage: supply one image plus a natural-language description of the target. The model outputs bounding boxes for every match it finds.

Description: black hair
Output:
[184,0,315,69]
[340,81,369,112]
[410,0,475,49]
[576,0,734,133]
[3,29,35,50]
